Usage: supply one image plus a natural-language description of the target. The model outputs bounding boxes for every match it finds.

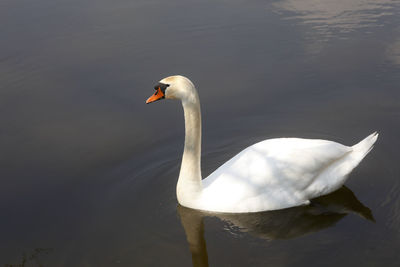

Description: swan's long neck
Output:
[177,89,203,207]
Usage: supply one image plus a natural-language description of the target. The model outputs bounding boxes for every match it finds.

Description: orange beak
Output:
[146,87,165,104]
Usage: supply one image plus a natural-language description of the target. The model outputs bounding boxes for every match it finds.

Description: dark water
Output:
[1,0,400,265]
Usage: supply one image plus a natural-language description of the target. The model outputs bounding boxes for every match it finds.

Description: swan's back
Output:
[200,133,378,213]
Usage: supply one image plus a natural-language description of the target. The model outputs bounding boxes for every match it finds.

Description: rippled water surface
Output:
[1,0,400,266]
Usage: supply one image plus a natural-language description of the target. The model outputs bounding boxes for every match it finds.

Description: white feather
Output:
[201,133,378,212]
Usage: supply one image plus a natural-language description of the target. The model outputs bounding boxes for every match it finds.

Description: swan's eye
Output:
[154,83,170,94]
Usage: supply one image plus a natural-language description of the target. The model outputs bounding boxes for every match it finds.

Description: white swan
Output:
[146,75,378,213]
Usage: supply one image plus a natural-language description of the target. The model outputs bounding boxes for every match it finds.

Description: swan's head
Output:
[146,75,197,104]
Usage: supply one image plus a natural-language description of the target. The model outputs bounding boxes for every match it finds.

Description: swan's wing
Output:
[202,138,351,212]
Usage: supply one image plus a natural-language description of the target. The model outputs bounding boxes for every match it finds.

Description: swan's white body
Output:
[147,75,378,213]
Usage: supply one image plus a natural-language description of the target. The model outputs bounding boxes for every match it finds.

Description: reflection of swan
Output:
[178,186,373,266]
[178,207,209,267]
[212,186,374,240]
[146,75,378,213]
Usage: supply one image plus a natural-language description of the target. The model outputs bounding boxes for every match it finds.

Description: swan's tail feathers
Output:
[351,132,379,161]
[310,132,378,197]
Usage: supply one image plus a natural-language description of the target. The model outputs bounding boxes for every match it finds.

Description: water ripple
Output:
[273,0,400,39]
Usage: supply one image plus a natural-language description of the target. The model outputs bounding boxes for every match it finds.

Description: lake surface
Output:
[1,0,400,265]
